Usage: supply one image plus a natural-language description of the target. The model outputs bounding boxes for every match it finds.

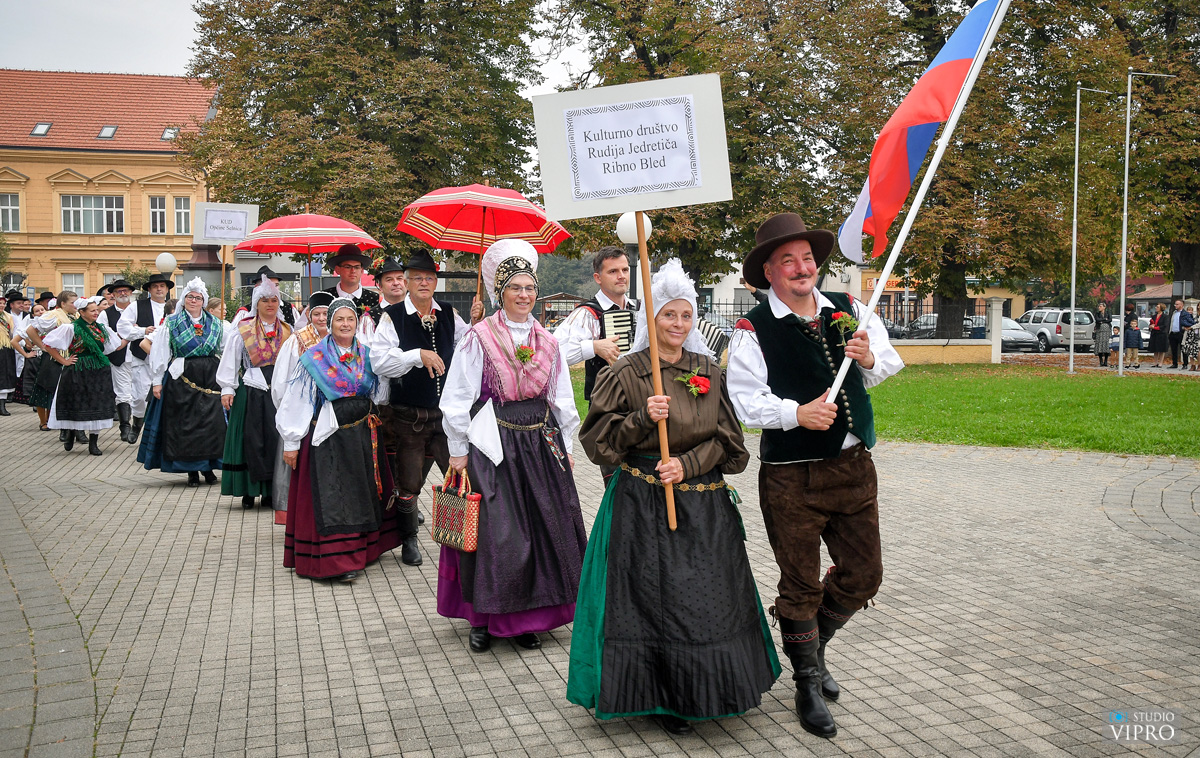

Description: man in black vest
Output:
[554,245,638,403]
[103,279,135,441]
[117,273,173,444]
[367,256,407,327]
[728,213,903,740]
[369,250,481,566]
[324,244,380,337]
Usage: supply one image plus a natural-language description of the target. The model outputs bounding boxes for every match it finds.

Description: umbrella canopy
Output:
[397,184,570,254]
[234,213,382,255]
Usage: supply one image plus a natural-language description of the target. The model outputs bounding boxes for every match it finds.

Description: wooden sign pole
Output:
[635,210,676,530]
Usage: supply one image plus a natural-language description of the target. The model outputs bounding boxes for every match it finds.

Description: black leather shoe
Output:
[75,429,87,443]
[401,536,423,566]
[512,633,541,650]
[417,511,425,525]
[261,496,273,510]
[656,715,694,735]
[337,571,358,583]
[241,496,255,509]
[468,626,491,653]
[64,434,75,452]
[59,429,68,443]
[0,400,9,416]
[202,470,218,485]
[187,471,201,487]
[87,434,102,456]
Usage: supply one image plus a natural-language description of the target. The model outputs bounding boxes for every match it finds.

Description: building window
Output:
[174,197,191,235]
[161,127,179,140]
[149,196,167,234]
[62,273,85,292]
[61,195,124,234]
[31,123,51,136]
[98,125,118,139]
[103,273,121,285]
[0,194,18,232]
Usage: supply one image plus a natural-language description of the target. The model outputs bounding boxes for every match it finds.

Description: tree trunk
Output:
[1169,241,1200,298]
[933,258,971,338]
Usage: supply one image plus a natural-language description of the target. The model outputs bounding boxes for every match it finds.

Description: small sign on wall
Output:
[193,202,259,246]
[534,74,731,221]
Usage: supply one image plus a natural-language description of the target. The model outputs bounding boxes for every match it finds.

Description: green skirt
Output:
[220,383,272,498]
[567,466,780,721]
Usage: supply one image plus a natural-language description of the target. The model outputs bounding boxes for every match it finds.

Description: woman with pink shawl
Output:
[439,240,587,655]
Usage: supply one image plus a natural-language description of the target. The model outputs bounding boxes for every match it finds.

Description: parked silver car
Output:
[1014,308,1095,352]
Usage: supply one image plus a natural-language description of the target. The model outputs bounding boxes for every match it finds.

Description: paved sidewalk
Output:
[0,407,1197,757]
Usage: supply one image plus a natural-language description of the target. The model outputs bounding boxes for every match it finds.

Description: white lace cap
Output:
[630,259,712,358]
[250,274,281,313]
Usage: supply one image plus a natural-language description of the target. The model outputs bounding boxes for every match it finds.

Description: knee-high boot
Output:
[816,591,857,701]
[396,493,422,566]
[116,402,133,443]
[778,615,837,738]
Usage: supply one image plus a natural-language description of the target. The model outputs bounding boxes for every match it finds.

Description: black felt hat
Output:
[36,291,54,304]
[4,289,26,302]
[145,273,175,290]
[327,244,372,270]
[742,213,837,289]
[404,249,439,275]
[256,265,282,280]
[95,283,112,297]
[107,279,134,292]
[374,258,405,277]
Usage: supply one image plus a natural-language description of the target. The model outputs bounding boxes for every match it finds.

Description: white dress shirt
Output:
[368,296,471,382]
[116,299,167,361]
[42,322,124,354]
[728,288,904,452]
[553,290,636,366]
[440,313,579,458]
[216,319,280,396]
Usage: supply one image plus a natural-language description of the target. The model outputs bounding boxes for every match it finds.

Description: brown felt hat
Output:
[742,213,837,289]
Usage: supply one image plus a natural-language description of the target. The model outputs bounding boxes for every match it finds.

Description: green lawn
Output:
[570,364,1200,458]
[870,364,1199,457]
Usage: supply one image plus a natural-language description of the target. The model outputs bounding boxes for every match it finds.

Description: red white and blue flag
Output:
[839,0,1001,264]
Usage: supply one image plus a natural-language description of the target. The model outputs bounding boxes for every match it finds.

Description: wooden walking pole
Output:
[476,180,491,304]
[635,211,677,530]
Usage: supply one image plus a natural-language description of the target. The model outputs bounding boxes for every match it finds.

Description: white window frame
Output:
[174,196,191,235]
[62,273,85,292]
[149,196,167,235]
[61,195,124,234]
[0,193,18,232]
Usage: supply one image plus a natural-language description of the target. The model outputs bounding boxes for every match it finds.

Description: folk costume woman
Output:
[0,301,17,417]
[569,260,779,736]
[277,298,399,583]
[139,278,232,486]
[218,275,292,509]
[42,297,125,455]
[26,293,79,437]
[269,291,335,525]
[439,239,587,654]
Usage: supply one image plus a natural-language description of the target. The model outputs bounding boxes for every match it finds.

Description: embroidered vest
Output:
[383,300,455,409]
[744,292,876,462]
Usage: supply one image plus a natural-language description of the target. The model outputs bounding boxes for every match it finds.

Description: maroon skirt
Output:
[283,425,400,579]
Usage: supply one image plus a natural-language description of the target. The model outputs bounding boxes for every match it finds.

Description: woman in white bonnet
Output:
[570,260,779,735]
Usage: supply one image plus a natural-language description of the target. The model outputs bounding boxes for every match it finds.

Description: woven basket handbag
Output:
[430,470,481,552]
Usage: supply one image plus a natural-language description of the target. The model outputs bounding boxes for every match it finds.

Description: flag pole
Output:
[828,0,1012,397]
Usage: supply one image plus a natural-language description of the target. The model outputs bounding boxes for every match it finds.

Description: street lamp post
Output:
[1068,83,1117,374]
[616,212,653,302]
[1117,67,1175,377]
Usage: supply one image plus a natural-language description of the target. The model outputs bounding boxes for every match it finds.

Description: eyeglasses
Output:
[337,264,363,271]
[183,294,205,302]
[504,285,537,295]
[408,275,436,285]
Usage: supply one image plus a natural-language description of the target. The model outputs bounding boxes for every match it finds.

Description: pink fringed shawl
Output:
[474,311,559,403]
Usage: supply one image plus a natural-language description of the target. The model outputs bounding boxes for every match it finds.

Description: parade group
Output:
[0,212,903,740]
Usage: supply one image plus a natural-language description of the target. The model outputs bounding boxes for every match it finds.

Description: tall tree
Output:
[180,0,542,259]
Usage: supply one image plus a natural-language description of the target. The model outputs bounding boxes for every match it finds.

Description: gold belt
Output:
[496,407,551,431]
[181,375,222,395]
[619,462,728,492]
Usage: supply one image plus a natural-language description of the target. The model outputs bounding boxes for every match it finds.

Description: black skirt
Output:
[54,365,116,422]
[0,347,16,391]
[30,351,62,408]
[162,355,227,462]
[309,394,384,536]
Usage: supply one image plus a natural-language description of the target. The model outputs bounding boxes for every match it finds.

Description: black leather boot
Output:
[468,626,491,653]
[397,495,423,566]
[129,416,144,445]
[0,400,9,416]
[241,495,255,509]
[64,431,75,451]
[202,470,218,485]
[816,592,857,701]
[88,434,102,456]
[75,429,87,444]
[116,402,133,443]
[187,471,201,487]
[779,615,837,739]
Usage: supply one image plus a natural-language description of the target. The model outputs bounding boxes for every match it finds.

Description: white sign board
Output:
[534,74,731,221]
[193,202,259,246]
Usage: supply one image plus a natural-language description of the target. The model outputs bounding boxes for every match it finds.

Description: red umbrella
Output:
[234,213,383,296]
[397,183,570,298]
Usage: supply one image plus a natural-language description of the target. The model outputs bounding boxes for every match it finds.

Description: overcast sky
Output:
[0,0,582,95]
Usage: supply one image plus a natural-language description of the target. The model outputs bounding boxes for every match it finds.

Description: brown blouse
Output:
[579,349,749,481]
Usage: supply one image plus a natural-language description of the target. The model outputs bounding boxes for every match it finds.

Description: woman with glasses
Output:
[438,239,587,654]
[139,278,232,486]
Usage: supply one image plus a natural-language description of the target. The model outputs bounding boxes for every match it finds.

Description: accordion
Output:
[601,309,636,352]
[697,318,731,359]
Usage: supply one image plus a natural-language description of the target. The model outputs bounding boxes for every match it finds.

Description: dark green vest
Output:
[745,292,876,462]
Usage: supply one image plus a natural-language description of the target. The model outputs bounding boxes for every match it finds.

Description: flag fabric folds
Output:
[839,0,1000,264]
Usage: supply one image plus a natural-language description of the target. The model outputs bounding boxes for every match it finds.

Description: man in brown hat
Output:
[727,212,903,739]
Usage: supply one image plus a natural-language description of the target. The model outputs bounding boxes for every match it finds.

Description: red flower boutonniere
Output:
[515,345,535,364]
[830,311,859,346]
[675,367,710,396]
[193,323,204,336]
[338,351,355,364]
[263,330,276,340]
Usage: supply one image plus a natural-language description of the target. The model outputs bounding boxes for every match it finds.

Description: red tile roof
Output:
[0,69,215,153]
